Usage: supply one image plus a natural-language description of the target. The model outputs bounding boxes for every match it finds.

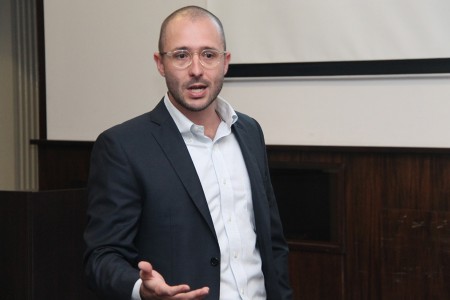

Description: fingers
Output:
[185,286,210,299]
[138,261,154,280]
[163,286,209,299]
[163,284,191,297]
[138,261,209,299]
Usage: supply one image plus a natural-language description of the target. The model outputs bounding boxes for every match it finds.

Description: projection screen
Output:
[43,0,450,142]
[207,0,450,64]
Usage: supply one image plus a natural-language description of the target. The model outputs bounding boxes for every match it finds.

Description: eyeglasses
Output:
[160,49,226,69]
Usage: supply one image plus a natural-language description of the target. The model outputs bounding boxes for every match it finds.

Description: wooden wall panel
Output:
[376,153,450,299]
[267,146,450,300]
[31,141,450,300]
[288,250,345,300]
[0,192,30,299]
[0,189,97,300]
[32,140,93,190]
[343,153,384,300]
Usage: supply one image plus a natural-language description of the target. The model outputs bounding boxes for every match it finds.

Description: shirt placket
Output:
[211,141,249,300]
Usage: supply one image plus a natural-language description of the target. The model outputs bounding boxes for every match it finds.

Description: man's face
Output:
[154,16,230,114]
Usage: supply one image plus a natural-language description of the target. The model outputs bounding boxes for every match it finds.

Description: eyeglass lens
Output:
[168,50,224,69]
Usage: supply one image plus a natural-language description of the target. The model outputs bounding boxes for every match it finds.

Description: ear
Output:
[223,52,231,76]
[153,52,166,77]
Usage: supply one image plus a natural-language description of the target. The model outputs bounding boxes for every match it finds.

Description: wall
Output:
[221,75,450,147]
[42,1,450,147]
[0,0,17,190]
[44,0,205,141]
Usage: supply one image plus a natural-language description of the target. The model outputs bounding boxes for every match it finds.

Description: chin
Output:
[188,99,215,112]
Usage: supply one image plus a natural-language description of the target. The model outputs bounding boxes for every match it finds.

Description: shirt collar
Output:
[163,93,238,134]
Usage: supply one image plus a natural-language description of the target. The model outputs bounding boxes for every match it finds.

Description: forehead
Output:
[163,16,223,50]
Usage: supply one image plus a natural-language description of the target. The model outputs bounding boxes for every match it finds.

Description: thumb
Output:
[138,261,154,280]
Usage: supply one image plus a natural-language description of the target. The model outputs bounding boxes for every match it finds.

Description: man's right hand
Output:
[138,261,210,300]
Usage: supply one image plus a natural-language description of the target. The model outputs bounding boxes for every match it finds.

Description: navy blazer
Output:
[84,99,292,300]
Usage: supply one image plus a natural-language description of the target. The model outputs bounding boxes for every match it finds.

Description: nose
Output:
[188,53,204,76]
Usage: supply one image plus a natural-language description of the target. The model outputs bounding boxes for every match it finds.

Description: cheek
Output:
[165,73,183,92]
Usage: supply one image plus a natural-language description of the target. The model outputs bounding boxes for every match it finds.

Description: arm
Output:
[84,131,141,300]
[84,130,212,300]
[255,121,293,300]
[266,175,294,300]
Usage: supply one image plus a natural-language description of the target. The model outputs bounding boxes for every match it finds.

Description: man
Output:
[84,5,292,300]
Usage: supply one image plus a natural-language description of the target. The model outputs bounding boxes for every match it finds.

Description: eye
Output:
[202,50,218,60]
[173,51,190,60]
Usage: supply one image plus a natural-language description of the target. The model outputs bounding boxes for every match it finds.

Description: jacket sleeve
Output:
[235,113,293,300]
[255,120,293,300]
[83,130,141,300]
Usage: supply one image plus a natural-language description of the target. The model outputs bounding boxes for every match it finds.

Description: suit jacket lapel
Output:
[148,100,217,238]
[233,120,270,235]
[233,120,263,189]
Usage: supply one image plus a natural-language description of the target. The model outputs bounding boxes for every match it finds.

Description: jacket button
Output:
[210,257,220,266]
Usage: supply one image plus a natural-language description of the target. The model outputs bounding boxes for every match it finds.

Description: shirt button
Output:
[210,257,220,266]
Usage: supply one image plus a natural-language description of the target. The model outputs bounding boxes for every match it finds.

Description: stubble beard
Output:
[166,77,224,112]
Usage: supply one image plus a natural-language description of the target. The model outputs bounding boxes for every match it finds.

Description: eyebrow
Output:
[170,46,221,52]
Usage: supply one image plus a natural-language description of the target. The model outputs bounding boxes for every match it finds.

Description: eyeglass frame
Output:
[159,49,227,69]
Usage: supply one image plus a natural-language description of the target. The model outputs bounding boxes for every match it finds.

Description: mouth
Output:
[187,83,208,98]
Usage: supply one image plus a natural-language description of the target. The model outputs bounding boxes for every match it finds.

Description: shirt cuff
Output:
[131,278,142,300]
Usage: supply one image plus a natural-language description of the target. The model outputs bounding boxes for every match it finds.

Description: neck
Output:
[203,110,222,139]
[179,101,221,140]
[190,107,221,139]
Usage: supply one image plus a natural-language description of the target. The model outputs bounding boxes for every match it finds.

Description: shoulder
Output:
[234,111,264,138]
[99,112,153,141]
[98,99,171,141]
[235,111,261,129]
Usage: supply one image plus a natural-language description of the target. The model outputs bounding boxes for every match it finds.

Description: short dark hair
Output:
[158,6,226,52]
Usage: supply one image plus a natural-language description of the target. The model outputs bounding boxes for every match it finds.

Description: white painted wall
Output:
[44,0,204,141]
